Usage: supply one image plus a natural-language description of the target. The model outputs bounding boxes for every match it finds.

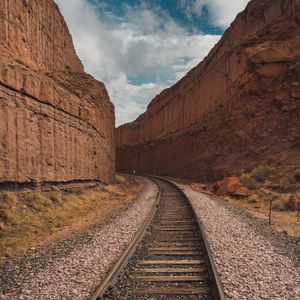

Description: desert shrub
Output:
[248,194,258,203]
[272,199,290,211]
[287,195,299,211]
[241,174,258,190]
[0,192,17,210]
[69,187,86,196]
[49,192,62,204]
[23,192,52,211]
[51,185,60,193]
[272,197,297,211]
[293,168,300,181]
[251,165,273,182]
[278,176,298,193]
[49,186,62,203]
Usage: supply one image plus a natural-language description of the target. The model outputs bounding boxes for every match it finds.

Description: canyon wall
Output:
[116,0,300,182]
[0,0,115,184]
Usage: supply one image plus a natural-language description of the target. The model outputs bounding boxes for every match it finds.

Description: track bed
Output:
[101,178,222,299]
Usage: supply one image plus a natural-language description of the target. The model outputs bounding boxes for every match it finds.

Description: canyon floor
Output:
[0,176,299,300]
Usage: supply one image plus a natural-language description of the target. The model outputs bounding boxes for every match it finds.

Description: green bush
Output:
[251,165,273,182]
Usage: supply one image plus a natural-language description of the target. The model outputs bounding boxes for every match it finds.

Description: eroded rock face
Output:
[0,0,83,73]
[116,0,300,182]
[0,0,115,184]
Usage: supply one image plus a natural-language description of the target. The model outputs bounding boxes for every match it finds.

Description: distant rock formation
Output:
[0,0,115,184]
[116,0,300,182]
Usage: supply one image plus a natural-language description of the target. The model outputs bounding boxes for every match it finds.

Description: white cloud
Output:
[54,0,221,125]
[107,74,167,125]
[193,0,250,28]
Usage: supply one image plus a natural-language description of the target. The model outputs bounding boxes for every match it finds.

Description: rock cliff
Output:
[116,0,300,182]
[0,0,115,184]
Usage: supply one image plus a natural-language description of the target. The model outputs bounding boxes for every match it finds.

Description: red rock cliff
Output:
[0,0,115,184]
[116,0,300,182]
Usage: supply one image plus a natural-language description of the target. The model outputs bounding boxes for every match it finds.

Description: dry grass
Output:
[223,164,300,238]
[0,176,140,265]
[226,191,300,237]
[224,194,300,237]
[241,174,258,190]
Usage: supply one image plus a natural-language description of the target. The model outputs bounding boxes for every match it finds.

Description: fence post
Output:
[297,201,299,223]
[269,199,273,226]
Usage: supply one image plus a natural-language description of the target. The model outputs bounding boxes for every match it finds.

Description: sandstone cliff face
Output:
[0,0,115,184]
[116,0,300,182]
[0,0,83,72]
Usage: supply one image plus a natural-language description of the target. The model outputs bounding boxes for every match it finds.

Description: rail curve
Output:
[89,175,225,300]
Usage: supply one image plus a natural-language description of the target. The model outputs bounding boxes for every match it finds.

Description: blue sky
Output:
[55,0,249,125]
[87,0,224,35]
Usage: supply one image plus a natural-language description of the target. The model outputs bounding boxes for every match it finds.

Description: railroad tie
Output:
[100,178,222,299]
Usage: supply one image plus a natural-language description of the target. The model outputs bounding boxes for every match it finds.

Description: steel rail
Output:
[146,174,226,300]
[89,173,225,300]
[88,176,161,300]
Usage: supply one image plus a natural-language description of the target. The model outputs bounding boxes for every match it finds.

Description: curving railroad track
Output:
[90,176,225,300]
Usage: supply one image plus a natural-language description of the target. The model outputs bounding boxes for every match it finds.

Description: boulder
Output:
[214,177,249,198]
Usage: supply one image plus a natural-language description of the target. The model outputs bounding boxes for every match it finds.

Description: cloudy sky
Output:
[54,0,249,126]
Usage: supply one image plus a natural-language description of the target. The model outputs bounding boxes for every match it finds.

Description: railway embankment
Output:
[177,183,300,300]
[1,176,299,300]
[0,176,158,300]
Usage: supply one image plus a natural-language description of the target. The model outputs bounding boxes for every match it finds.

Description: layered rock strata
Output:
[116,0,300,182]
[0,0,115,184]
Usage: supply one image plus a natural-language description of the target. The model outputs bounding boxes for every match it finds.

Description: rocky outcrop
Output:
[0,0,115,184]
[116,0,300,182]
[212,177,249,198]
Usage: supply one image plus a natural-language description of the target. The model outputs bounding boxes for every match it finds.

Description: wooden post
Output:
[297,201,299,223]
[269,199,273,226]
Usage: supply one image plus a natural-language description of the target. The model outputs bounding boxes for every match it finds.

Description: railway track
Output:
[90,176,225,300]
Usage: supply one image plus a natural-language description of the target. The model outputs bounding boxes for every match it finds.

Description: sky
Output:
[54,0,250,126]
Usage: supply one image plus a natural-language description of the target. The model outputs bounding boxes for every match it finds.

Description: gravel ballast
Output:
[0,177,158,300]
[177,184,300,300]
